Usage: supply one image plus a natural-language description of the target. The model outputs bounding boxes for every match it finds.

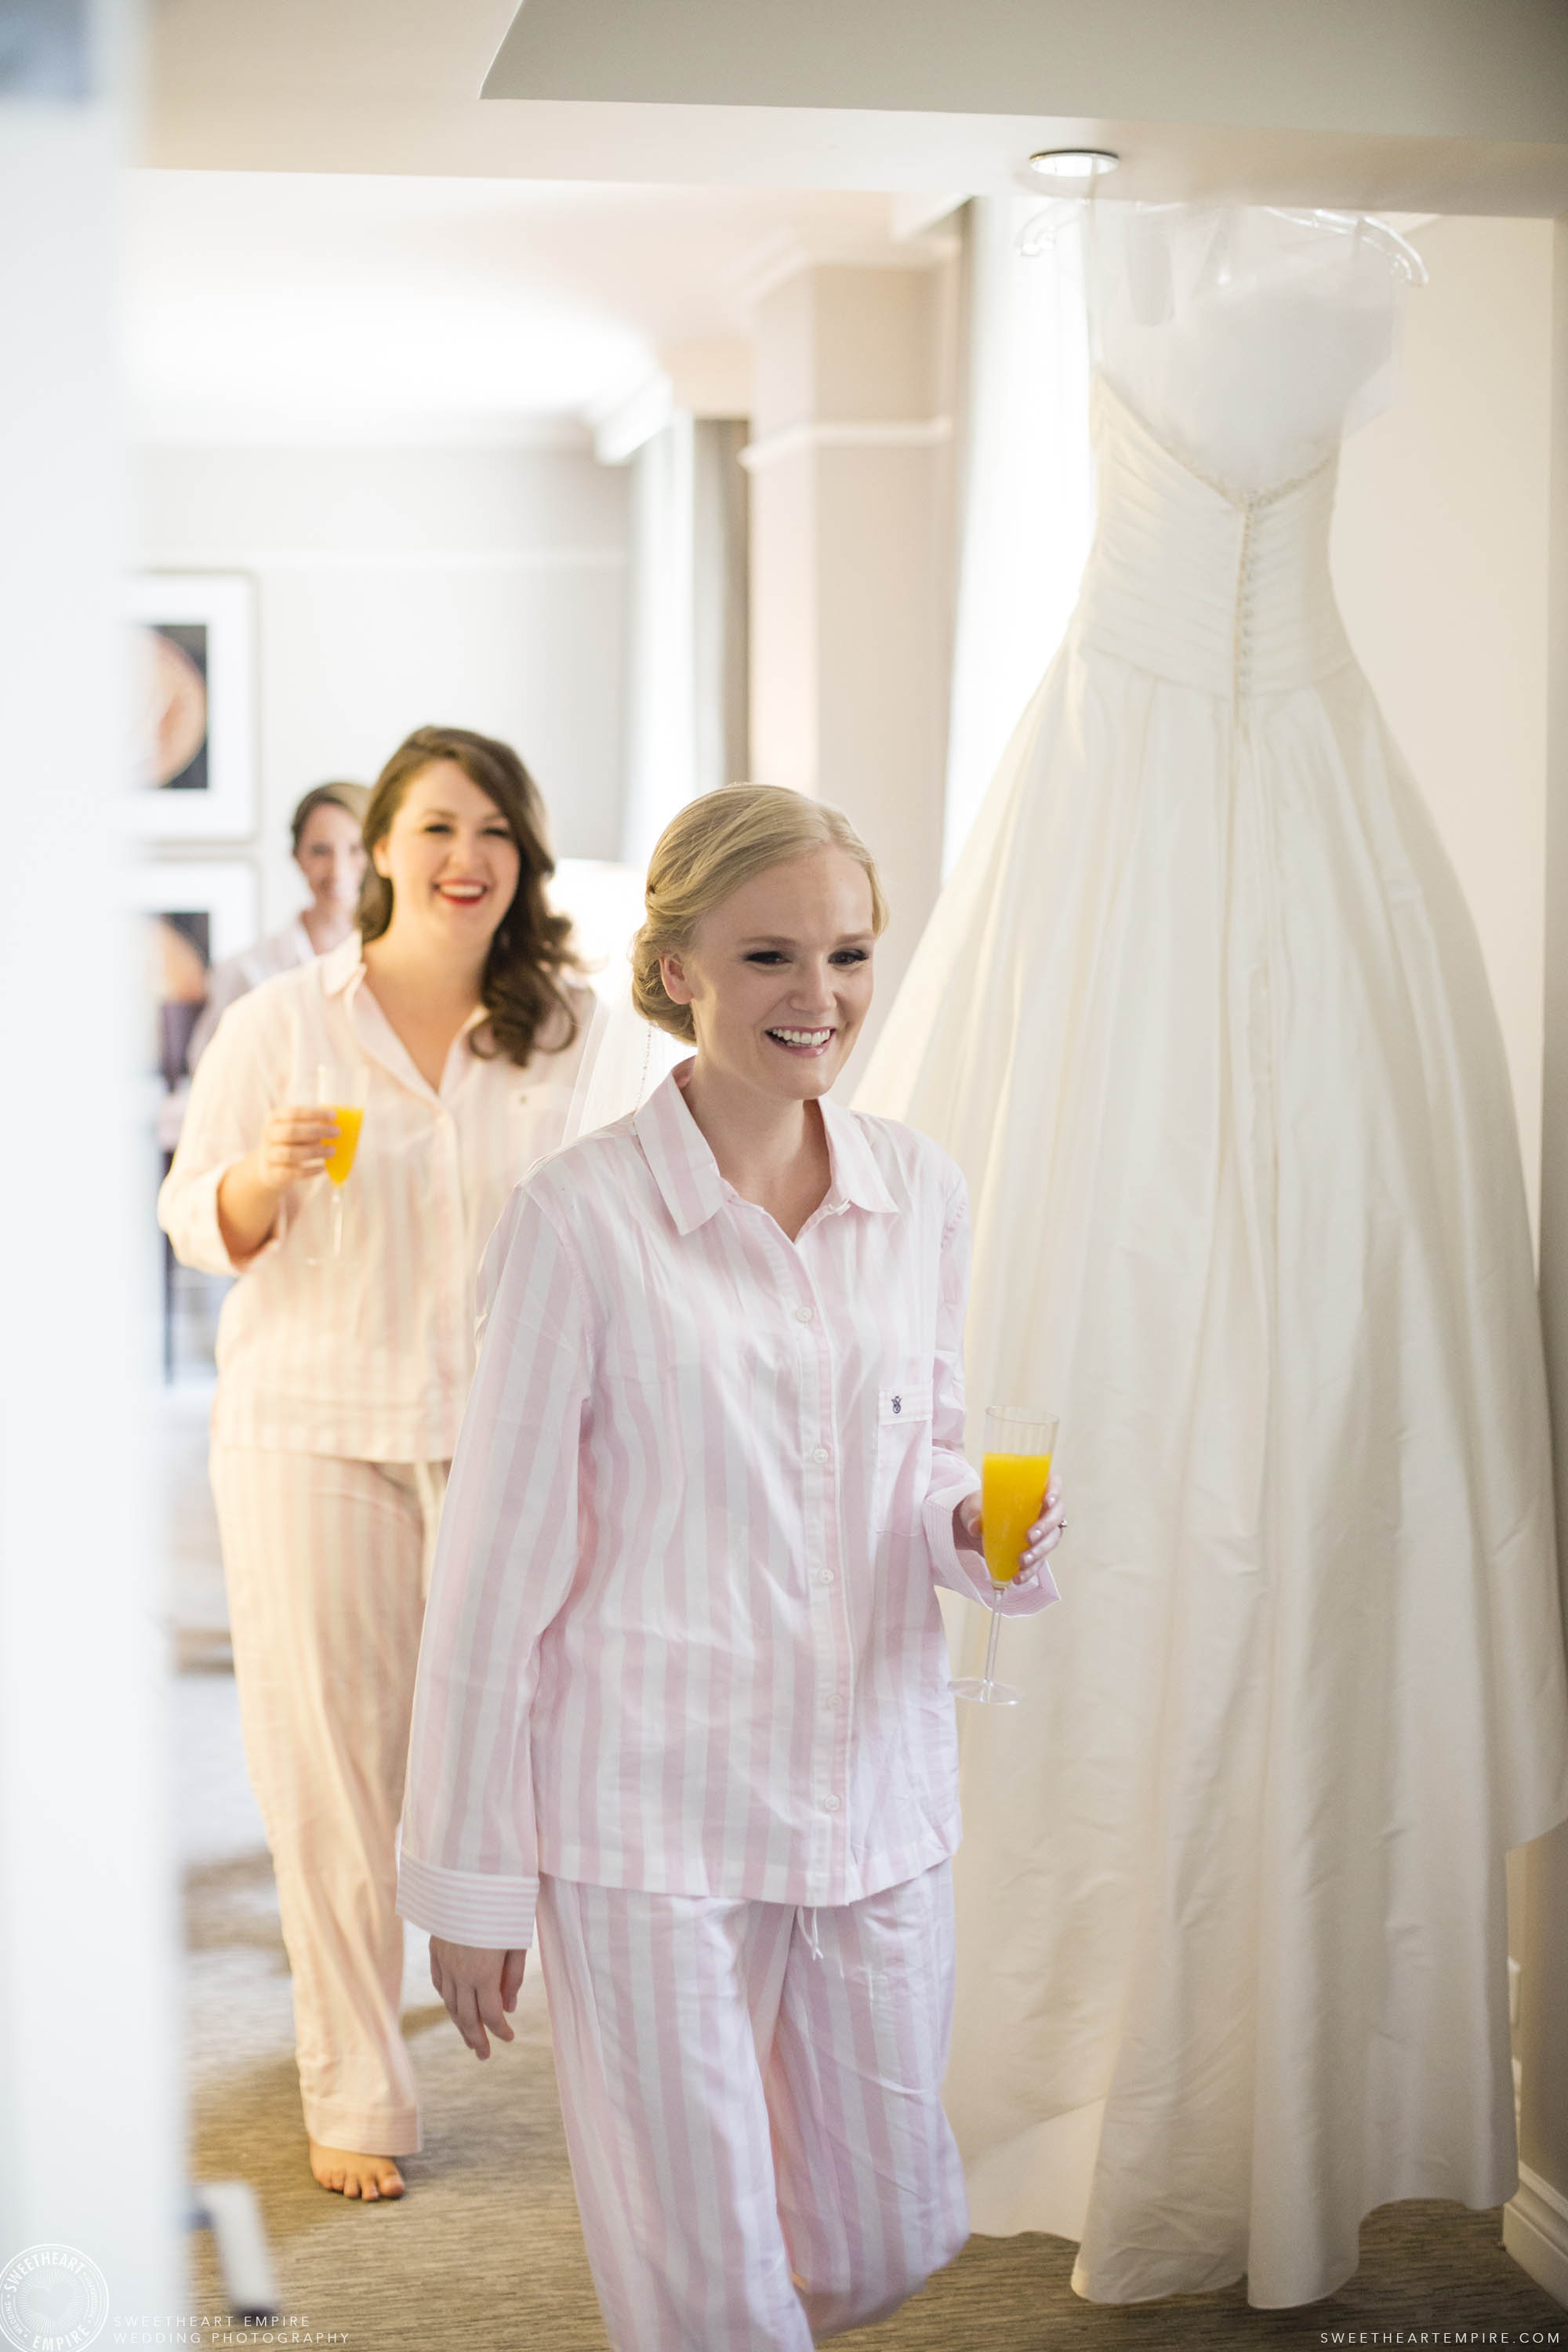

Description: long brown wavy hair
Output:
[358,724,583,1068]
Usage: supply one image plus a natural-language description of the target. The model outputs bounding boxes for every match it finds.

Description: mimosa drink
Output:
[953,1406,1058,1708]
[323,1106,363,1186]
[311,1062,368,1261]
[982,1450,1054,1584]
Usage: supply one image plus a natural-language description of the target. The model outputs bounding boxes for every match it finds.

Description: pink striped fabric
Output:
[210,1444,447,2155]
[396,1062,1059,1949]
[158,933,601,1459]
[535,1864,968,2349]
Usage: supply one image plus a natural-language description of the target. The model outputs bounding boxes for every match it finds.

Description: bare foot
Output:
[308,2139,405,2201]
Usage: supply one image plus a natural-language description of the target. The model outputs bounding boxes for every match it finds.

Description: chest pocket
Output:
[873,1380,934,1533]
[509,1080,578,1165]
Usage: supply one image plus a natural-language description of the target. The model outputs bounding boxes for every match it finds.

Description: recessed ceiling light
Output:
[1027,148,1120,180]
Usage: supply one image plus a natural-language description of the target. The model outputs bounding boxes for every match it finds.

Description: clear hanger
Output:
[1018,197,1428,287]
[1264,208,1428,285]
[1018,197,1082,257]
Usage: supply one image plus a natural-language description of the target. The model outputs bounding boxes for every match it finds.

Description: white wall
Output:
[1513,215,1568,2307]
[0,1,183,2315]
[137,441,629,928]
[1334,216,1555,1239]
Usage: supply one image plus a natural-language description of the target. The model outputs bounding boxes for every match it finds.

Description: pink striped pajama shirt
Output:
[159,931,601,1459]
[159,932,600,2154]
[397,1064,1059,2342]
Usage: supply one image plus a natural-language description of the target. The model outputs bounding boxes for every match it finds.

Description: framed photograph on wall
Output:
[125,858,260,1087]
[127,572,257,840]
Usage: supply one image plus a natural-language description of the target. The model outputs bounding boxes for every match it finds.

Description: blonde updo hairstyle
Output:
[632,784,888,1044]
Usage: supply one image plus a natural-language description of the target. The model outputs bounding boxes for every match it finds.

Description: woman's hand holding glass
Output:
[215,1102,345,1265]
[953,1475,1064,1584]
[255,1104,344,1192]
[214,1064,367,1265]
[953,1408,1063,1707]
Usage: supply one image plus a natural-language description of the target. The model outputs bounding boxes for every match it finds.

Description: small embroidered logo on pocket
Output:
[891,1394,902,1415]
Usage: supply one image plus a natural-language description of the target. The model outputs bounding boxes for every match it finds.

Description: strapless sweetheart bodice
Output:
[1074,376,1352,702]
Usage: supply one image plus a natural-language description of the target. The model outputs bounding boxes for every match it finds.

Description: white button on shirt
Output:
[158,933,602,1460]
[396,1060,1060,1951]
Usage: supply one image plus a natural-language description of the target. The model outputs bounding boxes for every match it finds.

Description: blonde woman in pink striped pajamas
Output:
[399,785,1066,2347]
[161,725,602,2205]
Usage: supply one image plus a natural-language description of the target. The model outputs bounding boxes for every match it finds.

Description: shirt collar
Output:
[319,931,365,997]
[633,1060,897,1237]
[319,932,485,1039]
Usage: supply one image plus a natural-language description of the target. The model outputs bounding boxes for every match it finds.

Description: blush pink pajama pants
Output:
[211,1445,448,2157]
[535,1861,969,2349]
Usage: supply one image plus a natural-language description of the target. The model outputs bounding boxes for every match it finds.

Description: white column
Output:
[620,415,750,869]
[0,0,183,2322]
[746,258,960,1068]
[621,416,697,866]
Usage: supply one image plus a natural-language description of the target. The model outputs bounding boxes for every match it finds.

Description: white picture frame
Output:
[126,572,257,841]
[125,858,260,966]
[128,858,260,1090]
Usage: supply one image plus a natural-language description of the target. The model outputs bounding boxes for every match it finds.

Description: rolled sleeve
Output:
[159,1152,291,1278]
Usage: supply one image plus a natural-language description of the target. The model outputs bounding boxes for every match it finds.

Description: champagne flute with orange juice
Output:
[315,1061,368,1260]
[952,1407,1058,1707]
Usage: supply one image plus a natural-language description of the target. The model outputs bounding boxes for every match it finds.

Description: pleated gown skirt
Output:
[856,380,1568,2307]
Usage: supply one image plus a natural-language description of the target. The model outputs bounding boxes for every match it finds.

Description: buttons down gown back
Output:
[855,207,1568,2309]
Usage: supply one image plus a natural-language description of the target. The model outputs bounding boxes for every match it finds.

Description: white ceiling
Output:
[135,0,1567,445]
[486,0,1568,148]
[149,0,1568,215]
[123,171,927,445]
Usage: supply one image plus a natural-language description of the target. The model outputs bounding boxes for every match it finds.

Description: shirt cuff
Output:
[167,1156,290,1277]
[395,1851,539,1949]
[922,1485,1062,1617]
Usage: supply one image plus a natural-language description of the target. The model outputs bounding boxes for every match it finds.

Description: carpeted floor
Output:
[165,1384,1564,2350]
[176,1659,1566,2352]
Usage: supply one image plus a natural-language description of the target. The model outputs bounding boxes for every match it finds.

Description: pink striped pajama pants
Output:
[535,1861,968,2349]
[211,1445,447,2157]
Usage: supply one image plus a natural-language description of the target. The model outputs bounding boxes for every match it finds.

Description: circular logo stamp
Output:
[0,2244,109,2352]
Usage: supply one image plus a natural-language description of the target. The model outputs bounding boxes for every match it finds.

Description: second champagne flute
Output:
[952,1406,1058,1708]
[316,1060,368,1260]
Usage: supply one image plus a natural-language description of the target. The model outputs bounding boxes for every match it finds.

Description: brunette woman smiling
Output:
[160,724,602,2203]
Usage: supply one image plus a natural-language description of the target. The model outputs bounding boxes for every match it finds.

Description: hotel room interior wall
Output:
[1332,216,1554,1243]
[137,443,630,927]
[1513,214,1568,2308]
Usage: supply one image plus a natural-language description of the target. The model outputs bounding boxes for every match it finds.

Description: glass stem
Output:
[982,1592,1004,1695]
[331,1187,343,1258]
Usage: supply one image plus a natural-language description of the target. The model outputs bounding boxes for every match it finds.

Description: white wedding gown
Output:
[856,206,1568,2309]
